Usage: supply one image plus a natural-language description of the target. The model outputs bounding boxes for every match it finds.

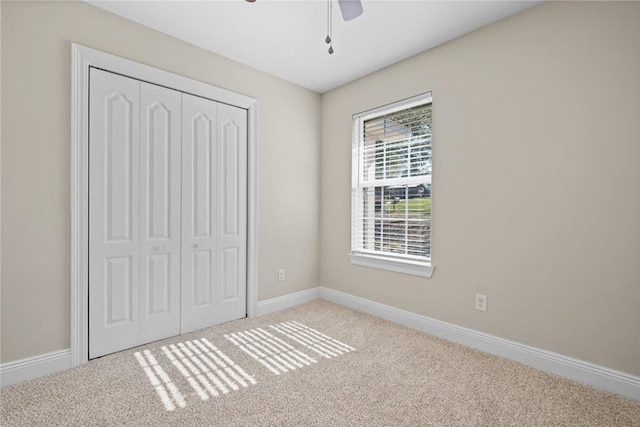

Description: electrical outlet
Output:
[278,269,285,282]
[475,294,487,312]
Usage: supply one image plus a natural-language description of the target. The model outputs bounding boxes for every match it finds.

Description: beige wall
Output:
[0,1,321,363]
[1,0,638,378]
[321,1,640,375]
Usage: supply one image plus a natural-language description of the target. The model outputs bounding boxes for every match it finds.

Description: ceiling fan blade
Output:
[337,0,363,21]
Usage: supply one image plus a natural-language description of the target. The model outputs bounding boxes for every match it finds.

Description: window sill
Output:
[349,253,434,278]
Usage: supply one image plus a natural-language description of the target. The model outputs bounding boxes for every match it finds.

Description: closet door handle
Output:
[193,242,205,249]
[154,244,166,251]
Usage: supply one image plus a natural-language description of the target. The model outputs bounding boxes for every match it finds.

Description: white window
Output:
[350,93,433,277]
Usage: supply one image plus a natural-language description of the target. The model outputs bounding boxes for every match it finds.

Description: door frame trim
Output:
[70,43,259,367]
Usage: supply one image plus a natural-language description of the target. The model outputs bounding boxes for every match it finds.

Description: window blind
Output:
[351,93,432,262]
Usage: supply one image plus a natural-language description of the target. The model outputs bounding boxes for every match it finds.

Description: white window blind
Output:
[351,93,432,273]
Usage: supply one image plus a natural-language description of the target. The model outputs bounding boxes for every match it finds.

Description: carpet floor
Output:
[1,300,639,426]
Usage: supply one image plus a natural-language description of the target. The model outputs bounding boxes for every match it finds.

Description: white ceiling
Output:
[88,0,541,93]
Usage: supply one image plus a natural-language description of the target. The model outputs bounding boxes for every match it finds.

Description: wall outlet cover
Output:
[475,294,487,312]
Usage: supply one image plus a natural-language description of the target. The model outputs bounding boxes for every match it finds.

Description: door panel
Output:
[193,250,213,306]
[105,92,135,243]
[146,253,170,315]
[145,103,171,241]
[139,82,182,343]
[222,248,239,300]
[105,256,134,325]
[193,114,213,239]
[89,68,141,359]
[216,104,247,322]
[222,120,239,236]
[181,94,218,333]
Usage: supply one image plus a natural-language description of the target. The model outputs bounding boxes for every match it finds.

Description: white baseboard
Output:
[256,287,321,316]
[319,287,640,401]
[2,287,638,401]
[0,349,71,388]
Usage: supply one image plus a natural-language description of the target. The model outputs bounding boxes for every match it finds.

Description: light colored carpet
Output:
[1,300,639,426]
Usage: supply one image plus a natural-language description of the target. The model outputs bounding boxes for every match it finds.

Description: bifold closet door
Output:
[215,103,248,324]
[181,95,247,332]
[138,82,182,344]
[89,69,181,358]
[89,68,248,358]
[180,94,217,333]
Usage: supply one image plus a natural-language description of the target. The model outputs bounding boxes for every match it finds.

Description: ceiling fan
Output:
[245,0,364,54]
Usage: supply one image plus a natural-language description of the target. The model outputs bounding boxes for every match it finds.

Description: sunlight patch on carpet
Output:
[134,349,186,411]
[135,338,256,411]
[225,321,355,375]
[224,327,317,374]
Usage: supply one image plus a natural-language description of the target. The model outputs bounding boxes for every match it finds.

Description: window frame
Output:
[349,92,434,278]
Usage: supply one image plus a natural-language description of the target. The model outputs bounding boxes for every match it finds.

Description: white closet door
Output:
[89,68,248,357]
[216,103,247,323]
[89,69,141,358]
[181,94,218,332]
[139,82,181,343]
